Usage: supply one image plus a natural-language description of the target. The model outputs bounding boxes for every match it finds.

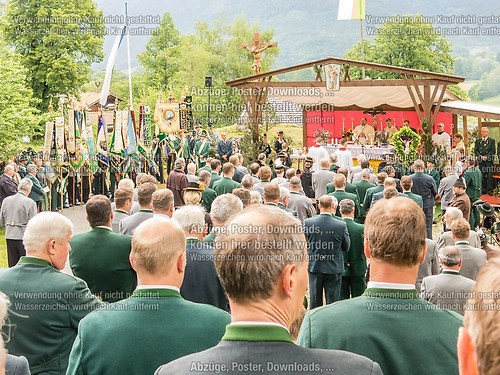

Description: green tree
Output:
[0,42,38,159]
[137,13,181,90]
[3,0,105,111]
[345,15,454,79]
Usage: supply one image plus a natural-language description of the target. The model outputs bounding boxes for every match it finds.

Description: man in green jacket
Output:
[70,195,136,302]
[340,199,366,299]
[199,170,217,213]
[213,163,241,195]
[0,212,102,375]
[328,173,360,219]
[464,158,482,229]
[67,217,230,375]
[298,197,463,375]
[353,169,376,224]
[26,164,45,211]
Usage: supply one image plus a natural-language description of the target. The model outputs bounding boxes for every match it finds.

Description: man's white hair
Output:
[279,187,291,200]
[18,177,33,192]
[187,163,196,174]
[250,191,262,205]
[118,178,135,190]
[445,207,463,223]
[172,205,205,235]
[211,194,243,224]
[23,212,73,253]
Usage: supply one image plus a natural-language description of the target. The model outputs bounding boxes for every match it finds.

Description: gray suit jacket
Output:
[438,174,459,209]
[421,270,475,316]
[287,192,316,223]
[156,336,382,375]
[0,192,37,240]
[119,210,154,235]
[351,171,377,184]
[416,238,440,292]
[455,241,487,280]
[6,354,30,375]
[312,169,335,200]
[436,230,481,250]
[112,210,129,233]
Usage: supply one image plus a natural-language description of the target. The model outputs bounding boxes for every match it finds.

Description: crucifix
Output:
[239,33,278,75]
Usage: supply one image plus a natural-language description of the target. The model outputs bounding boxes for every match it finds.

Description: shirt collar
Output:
[135,285,180,292]
[367,281,416,290]
[223,323,292,343]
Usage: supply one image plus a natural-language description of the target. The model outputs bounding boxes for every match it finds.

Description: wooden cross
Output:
[239,33,278,75]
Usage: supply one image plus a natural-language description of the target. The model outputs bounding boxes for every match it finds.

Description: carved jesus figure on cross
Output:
[239,33,278,75]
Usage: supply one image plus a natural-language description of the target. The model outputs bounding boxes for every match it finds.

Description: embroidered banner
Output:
[324,64,342,92]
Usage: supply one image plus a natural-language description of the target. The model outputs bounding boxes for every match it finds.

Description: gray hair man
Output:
[436,207,481,249]
[173,205,228,311]
[0,178,36,266]
[157,205,382,374]
[0,163,18,207]
[0,212,101,374]
[421,245,475,316]
[152,189,175,219]
[204,194,243,245]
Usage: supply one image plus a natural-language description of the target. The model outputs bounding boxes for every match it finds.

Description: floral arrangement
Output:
[392,126,421,168]
[313,128,331,142]
[340,130,353,141]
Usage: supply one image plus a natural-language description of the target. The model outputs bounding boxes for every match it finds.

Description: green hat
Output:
[200,130,208,137]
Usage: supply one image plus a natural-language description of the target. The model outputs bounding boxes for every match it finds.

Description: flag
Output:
[43,121,55,161]
[96,114,109,168]
[55,117,66,162]
[125,110,137,156]
[338,0,365,20]
[99,24,127,107]
[324,64,342,91]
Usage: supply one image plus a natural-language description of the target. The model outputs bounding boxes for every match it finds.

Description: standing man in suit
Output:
[354,169,376,224]
[458,258,500,375]
[204,194,243,246]
[209,159,222,189]
[0,164,18,207]
[300,157,315,199]
[370,177,406,208]
[67,217,230,375]
[274,129,285,153]
[298,197,463,375]
[217,132,233,162]
[475,126,496,195]
[173,129,193,164]
[421,245,475,316]
[0,178,37,267]
[401,176,423,208]
[451,218,487,281]
[425,157,441,187]
[152,189,175,220]
[449,178,471,222]
[194,130,211,169]
[119,182,157,235]
[70,195,136,302]
[25,164,44,212]
[111,188,133,232]
[328,173,360,218]
[340,199,366,299]
[438,166,460,226]
[0,212,102,374]
[410,159,437,239]
[167,158,188,208]
[198,170,217,213]
[173,205,228,311]
[312,158,335,201]
[304,195,350,308]
[287,176,316,223]
[362,172,386,213]
[229,155,245,183]
[156,205,382,375]
[213,163,241,195]
[464,158,482,229]
[436,207,481,249]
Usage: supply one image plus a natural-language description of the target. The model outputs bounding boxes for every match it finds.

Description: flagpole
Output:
[125,3,133,111]
[360,18,365,79]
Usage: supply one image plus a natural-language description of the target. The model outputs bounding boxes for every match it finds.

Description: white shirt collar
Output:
[230,321,290,332]
[367,281,415,290]
[135,285,180,292]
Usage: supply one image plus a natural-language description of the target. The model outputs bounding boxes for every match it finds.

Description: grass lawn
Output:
[0,228,7,268]
[218,123,304,149]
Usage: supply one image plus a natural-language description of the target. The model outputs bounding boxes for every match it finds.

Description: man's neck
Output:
[229,300,291,329]
[368,259,418,285]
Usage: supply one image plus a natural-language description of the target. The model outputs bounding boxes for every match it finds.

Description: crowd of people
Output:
[0,125,499,374]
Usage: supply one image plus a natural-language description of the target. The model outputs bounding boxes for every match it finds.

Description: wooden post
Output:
[452,114,458,136]
[463,115,468,149]
[478,117,482,134]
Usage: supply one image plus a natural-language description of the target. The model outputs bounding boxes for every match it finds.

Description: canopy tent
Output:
[227,56,465,142]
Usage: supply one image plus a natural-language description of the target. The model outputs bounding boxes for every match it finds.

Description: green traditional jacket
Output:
[404,192,423,208]
[173,136,192,160]
[326,182,359,198]
[298,288,463,375]
[425,168,441,187]
[195,139,211,167]
[209,172,221,189]
[67,288,230,375]
[213,177,241,195]
[203,230,217,246]
[328,190,360,218]
[222,324,292,343]
[201,186,218,213]
[464,167,482,200]
[342,218,366,277]
[0,257,102,375]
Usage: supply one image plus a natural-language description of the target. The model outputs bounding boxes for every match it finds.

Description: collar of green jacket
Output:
[222,324,292,343]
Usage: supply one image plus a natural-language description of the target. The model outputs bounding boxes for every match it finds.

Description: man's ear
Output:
[129,254,136,272]
[281,263,295,299]
[177,251,186,273]
[458,327,479,375]
[364,237,371,259]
